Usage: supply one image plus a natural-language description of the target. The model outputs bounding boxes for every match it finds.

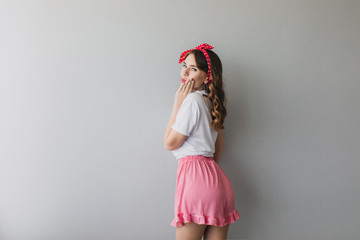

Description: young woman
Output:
[164,43,239,240]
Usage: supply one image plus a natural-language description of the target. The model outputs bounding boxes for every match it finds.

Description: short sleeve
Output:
[171,96,200,136]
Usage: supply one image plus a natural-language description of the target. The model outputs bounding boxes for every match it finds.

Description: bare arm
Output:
[163,104,187,150]
[213,130,224,164]
[164,79,194,151]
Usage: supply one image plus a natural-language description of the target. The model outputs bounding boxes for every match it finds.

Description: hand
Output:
[174,79,195,108]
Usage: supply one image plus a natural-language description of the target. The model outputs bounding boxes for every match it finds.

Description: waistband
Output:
[178,155,214,165]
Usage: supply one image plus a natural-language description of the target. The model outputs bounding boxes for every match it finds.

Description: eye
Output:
[182,64,187,68]
[191,68,197,71]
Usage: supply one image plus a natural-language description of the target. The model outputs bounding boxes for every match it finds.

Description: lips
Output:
[181,78,187,83]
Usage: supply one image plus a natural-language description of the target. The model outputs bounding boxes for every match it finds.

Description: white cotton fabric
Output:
[171,90,218,160]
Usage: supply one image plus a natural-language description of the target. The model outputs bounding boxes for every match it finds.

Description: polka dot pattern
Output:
[178,43,214,84]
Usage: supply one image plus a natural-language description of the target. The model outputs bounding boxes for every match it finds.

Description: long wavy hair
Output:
[185,49,227,131]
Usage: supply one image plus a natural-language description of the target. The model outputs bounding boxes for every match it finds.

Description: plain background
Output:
[1,0,359,239]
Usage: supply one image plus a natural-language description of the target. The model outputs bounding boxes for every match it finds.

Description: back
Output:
[171,90,218,160]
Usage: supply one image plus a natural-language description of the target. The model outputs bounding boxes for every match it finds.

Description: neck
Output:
[194,83,205,91]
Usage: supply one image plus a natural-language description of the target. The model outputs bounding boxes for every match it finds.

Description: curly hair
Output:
[185,49,227,131]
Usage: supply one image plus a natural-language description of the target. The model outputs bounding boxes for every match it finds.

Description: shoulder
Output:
[184,91,205,105]
[177,92,202,116]
[184,90,211,110]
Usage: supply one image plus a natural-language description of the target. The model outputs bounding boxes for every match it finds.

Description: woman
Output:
[164,43,239,240]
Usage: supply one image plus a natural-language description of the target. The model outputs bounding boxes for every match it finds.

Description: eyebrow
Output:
[183,61,198,68]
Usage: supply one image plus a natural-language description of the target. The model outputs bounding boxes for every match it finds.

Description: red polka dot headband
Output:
[178,43,214,84]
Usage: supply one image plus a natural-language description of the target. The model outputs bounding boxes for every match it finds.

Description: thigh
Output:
[203,224,230,240]
[176,222,207,240]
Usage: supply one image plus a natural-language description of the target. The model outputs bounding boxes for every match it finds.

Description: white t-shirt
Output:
[171,90,218,160]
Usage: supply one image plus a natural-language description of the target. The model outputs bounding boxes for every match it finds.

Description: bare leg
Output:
[176,222,207,240]
[203,224,230,240]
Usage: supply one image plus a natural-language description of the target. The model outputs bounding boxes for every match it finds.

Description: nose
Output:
[184,68,189,76]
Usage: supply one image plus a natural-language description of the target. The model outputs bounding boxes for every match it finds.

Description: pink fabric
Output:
[171,155,240,227]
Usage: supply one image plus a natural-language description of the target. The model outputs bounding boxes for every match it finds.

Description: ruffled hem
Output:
[170,209,240,228]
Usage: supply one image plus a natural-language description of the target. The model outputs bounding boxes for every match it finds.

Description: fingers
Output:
[184,79,194,92]
[185,79,192,92]
[178,80,188,92]
[190,80,194,92]
[178,79,194,94]
[178,82,185,91]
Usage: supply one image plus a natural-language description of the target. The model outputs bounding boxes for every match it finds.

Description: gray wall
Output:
[0,1,359,239]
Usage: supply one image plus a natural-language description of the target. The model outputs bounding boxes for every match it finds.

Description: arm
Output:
[164,79,194,151]
[163,104,187,150]
[213,130,224,164]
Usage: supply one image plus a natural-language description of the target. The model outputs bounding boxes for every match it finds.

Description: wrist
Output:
[173,102,182,111]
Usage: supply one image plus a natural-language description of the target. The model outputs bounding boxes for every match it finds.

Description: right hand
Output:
[174,79,195,108]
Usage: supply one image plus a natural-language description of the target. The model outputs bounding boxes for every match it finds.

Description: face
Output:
[180,53,207,91]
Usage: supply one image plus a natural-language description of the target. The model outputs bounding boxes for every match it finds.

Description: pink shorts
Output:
[171,155,240,227]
